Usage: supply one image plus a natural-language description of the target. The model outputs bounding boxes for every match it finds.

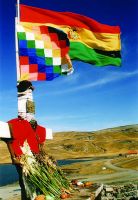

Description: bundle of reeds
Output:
[20,141,71,200]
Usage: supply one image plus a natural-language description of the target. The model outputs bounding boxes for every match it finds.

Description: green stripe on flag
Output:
[69,42,121,66]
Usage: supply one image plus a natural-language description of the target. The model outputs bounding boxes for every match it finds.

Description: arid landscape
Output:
[44,124,138,185]
[0,124,138,199]
[45,124,138,159]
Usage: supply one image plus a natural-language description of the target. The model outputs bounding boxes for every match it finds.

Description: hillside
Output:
[44,124,138,159]
[0,124,138,163]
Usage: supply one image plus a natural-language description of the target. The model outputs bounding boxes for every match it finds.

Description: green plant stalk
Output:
[29,172,54,195]
[52,170,69,188]
[28,174,51,196]
[30,170,61,197]
[40,166,63,189]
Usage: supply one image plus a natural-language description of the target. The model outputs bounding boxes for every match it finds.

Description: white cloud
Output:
[47,70,138,95]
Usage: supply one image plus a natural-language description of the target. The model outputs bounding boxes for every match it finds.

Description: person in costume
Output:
[6,81,46,200]
[6,81,70,200]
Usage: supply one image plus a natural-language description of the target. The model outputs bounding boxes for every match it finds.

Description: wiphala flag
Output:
[17,23,73,81]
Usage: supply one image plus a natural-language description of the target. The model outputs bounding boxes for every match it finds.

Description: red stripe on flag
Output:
[20,4,120,34]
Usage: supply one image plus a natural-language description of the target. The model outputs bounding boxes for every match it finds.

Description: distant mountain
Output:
[44,124,138,159]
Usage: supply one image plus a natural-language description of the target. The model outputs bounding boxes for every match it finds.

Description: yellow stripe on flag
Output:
[21,22,121,51]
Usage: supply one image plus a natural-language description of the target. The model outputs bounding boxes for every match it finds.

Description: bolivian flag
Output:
[20,4,121,67]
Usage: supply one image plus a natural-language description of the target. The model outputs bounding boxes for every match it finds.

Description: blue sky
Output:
[0,0,138,132]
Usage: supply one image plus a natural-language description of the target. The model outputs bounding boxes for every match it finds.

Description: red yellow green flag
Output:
[20,4,121,67]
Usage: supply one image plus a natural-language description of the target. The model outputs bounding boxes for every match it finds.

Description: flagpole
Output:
[17,0,20,23]
[15,0,20,81]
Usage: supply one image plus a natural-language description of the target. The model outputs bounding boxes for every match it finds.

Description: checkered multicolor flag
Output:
[17,23,73,81]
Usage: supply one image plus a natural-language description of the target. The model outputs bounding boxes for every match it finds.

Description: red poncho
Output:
[8,118,46,156]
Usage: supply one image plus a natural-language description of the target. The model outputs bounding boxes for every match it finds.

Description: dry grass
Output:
[61,159,115,180]
[112,156,138,170]
[44,125,138,160]
[0,141,12,164]
[0,124,138,163]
